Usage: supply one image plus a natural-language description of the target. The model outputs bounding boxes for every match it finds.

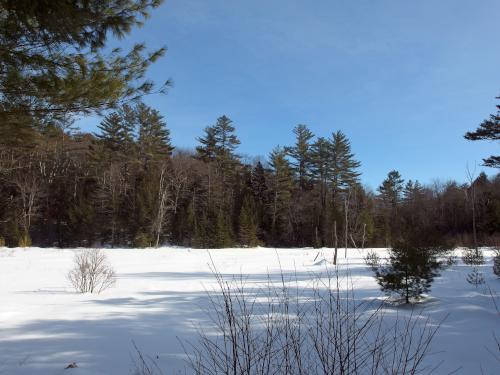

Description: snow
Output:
[0,247,498,374]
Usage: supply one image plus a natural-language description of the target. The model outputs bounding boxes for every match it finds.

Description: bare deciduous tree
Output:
[152,166,172,248]
[11,156,42,246]
[465,164,478,253]
[97,163,127,247]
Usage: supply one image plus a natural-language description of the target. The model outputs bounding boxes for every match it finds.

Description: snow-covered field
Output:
[0,247,498,375]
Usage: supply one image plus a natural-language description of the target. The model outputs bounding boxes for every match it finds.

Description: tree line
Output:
[0,103,499,248]
[0,0,498,250]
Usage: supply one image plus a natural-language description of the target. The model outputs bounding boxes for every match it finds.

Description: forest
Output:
[1,1,498,250]
[1,105,499,249]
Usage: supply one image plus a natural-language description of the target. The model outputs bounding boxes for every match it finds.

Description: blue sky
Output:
[77,0,500,189]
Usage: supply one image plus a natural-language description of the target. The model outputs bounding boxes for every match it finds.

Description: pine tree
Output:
[0,0,167,144]
[251,161,268,203]
[95,111,133,153]
[213,115,240,181]
[239,196,260,247]
[401,180,426,229]
[378,170,405,246]
[250,161,268,234]
[192,213,211,249]
[285,124,314,190]
[196,115,240,182]
[378,170,405,206]
[213,115,240,158]
[403,180,424,203]
[268,147,293,243]
[375,243,444,303]
[310,137,331,209]
[310,137,331,245]
[373,200,451,303]
[196,126,218,162]
[136,103,173,163]
[215,211,234,248]
[328,131,361,199]
[464,95,500,168]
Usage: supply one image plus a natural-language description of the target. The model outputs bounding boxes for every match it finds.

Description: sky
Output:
[77,0,500,189]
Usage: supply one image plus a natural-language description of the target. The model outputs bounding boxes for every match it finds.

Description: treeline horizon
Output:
[1,102,499,249]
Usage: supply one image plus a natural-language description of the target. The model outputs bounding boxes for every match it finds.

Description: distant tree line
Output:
[0,103,499,248]
[0,1,498,249]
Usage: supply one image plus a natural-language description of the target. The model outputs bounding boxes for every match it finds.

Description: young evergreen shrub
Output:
[466,267,486,287]
[462,248,486,287]
[462,248,485,266]
[375,244,447,303]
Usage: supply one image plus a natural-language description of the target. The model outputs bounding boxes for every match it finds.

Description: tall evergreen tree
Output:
[285,124,314,190]
[212,115,241,181]
[310,137,332,209]
[328,131,361,199]
[378,170,405,206]
[251,161,268,203]
[136,103,173,162]
[403,180,422,201]
[213,115,240,158]
[239,196,260,247]
[250,161,268,237]
[195,115,241,218]
[378,170,405,246]
[268,147,293,243]
[95,111,134,153]
[214,211,234,248]
[196,115,240,174]
[196,126,218,162]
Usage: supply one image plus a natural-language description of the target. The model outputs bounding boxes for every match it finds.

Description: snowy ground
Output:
[0,247,498,374]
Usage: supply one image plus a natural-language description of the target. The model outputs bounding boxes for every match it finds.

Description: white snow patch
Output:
[0,246,498,374]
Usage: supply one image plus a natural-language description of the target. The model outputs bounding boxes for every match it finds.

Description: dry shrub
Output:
[68,249,116,294]
[181,263,445,375]
[132,342,164,375]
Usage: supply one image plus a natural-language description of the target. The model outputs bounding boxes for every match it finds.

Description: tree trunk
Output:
[344,193,349,258]
[333,221,338,265]
[361,223,366,250]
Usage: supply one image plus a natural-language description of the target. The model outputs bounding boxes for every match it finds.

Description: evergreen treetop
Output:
[464,95,500,168]
[136,103,173,160]
[378,170,405,206]
[328,131,361,195]
[95,111,134,153]
[285,124,315,190]
[196,115,240,162]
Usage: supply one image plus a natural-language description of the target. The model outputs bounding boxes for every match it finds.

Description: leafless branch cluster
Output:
[131,341,164,375]
[182,266,444,375]
[68,249,116,294]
